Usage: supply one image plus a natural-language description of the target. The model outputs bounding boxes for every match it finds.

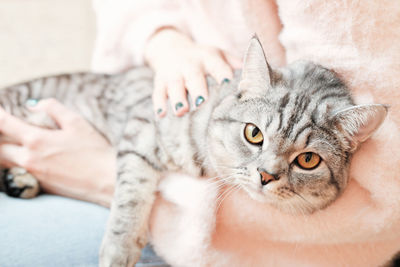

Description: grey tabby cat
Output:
[0,37,387,266]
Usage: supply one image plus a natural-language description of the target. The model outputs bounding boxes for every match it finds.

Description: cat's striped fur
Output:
[0,37,387,266]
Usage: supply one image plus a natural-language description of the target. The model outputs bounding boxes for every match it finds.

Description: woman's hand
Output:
[0,99,116,207]
[144,28,237,117]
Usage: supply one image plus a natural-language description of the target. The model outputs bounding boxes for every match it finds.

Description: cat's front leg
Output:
[99,150,162,267]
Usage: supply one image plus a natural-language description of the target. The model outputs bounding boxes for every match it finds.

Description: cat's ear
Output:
[333,104,388,151]
[238,35,273,98]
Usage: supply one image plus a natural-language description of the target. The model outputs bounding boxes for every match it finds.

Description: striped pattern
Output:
[206,57,368,215]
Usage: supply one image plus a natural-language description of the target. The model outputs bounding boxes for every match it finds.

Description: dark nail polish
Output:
[222,78,230,84]
[26,98,39,107]
[6,173,14,181]
[175,102,184,111]
[157,108,163,114]
[195,96,205,107]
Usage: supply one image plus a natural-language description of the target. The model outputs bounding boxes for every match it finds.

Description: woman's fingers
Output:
[153,75,190,117]
[202,49,233,83]
[0,108,42,145]
[152,76,168,117]
[0,143,28,168]
[150,45,235,117]
[166,77,189,116]
[184,67,208,108]
[223,51,243,69]
[28,98,84,128]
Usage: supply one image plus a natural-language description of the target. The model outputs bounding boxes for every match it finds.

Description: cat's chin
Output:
[241,187,320,215]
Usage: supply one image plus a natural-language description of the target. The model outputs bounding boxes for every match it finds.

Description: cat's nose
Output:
[257,168,279,186]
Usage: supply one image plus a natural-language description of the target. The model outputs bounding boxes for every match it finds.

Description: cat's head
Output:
[207,36,388,214]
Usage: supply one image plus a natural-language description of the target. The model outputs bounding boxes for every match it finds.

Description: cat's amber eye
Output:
[296,152,321,170]
[244,123,264,145]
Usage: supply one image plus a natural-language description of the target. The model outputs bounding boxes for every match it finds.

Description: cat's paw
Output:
[99,237,142,267]
[2,167,40,198]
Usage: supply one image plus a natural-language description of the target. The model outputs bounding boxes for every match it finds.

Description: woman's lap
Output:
[0,193,108,267]
[0,193,168,267]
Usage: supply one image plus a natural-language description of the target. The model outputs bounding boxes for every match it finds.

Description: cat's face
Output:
[207,37,388,214]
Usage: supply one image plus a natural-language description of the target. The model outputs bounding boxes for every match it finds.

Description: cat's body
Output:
[0,38,387,266]
[0,65,232,265]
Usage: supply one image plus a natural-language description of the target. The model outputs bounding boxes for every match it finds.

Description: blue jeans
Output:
[0,193,168,267]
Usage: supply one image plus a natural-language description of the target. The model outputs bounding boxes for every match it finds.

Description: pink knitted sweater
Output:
[92,1,400,266]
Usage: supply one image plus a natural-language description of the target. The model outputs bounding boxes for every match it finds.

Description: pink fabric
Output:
[92,0,400,266]
[92,0,253,72]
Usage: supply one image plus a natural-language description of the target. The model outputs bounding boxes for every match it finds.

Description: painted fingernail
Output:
[6,173,14,181]
[157,108,163,115]
[175,102,184,111]
[222,78,230,84]
[26,98,39,107]
[195,96,205,107]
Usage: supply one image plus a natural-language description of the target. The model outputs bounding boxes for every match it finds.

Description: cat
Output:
[0,37,388,266]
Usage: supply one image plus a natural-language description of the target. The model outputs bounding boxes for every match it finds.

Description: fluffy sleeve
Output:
[150,1,400,266]
[91,0,187,73]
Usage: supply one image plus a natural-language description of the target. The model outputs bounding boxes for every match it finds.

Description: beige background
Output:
[0,0,95,87]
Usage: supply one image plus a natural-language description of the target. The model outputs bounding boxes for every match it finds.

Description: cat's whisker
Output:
[217,186,241,212]
[205,173,253,190]
[215,184,236,203]
[289,202,298,216]
[206,178,232,188]
[215,184,242,212]
[205,174,236,183]
[191,159,246,172]
[207,179,233,186]
[206,172,243,181]
[290,190,315,215]
[204,176,237,189]
[206,181,235,192]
